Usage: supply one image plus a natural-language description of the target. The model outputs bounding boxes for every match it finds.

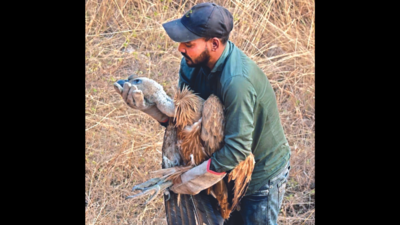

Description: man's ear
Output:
[211,37,220,51]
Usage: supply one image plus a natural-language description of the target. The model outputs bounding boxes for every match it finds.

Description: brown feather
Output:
[201,95,225,156]
[151,166,193,181]
[178,120,208,165]
[212,180,230,218]
[227,153,255,212]
[173,86,204,129]
[173,87,206,166]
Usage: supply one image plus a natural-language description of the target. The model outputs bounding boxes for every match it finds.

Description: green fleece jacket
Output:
[178,41,291,195]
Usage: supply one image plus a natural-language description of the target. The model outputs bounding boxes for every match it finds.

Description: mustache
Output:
[181,53,192,61]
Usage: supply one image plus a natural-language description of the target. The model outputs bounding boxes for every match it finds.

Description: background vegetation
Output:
[85,0,315,224]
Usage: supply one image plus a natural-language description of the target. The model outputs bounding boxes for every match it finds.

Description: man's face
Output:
[178,38,210,67]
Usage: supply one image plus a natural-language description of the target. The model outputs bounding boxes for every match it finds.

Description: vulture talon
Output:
[125,186,157,201]
[143,185,161,204]
[126,180,173,203]
[131,178,162,192]
[164,189,171,201]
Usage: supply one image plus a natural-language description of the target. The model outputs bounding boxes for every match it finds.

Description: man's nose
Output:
[178,43,185,54]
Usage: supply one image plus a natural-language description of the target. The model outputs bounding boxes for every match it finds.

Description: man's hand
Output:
[170,159,226,195]
[114,77,169,123]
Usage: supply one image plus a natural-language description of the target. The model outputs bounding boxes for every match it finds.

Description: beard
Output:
[182,45,210,68]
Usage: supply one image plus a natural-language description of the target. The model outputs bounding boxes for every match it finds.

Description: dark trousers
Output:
[224,163,291,225]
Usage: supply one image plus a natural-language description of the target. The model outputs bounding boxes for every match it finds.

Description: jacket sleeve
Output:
[210,75,256,172]
[158,119,169,128]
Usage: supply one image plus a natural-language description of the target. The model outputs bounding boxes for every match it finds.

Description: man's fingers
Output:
[122,82,132,103]
[132,90,146,108]
[123,82,139,109]
[127,86,145,108]
[120,82,146,109]
[126,87,137,108]
[113,82,123,95]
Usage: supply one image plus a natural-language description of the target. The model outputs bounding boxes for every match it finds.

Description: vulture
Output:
[115,77,254,224]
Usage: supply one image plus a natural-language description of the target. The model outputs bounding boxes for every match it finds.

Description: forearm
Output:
[170,159,226,195]
[210,139,252,172]
[210,75,255,172]
[142,107,169,122]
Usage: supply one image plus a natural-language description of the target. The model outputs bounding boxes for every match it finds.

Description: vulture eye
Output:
[132,79,142,84]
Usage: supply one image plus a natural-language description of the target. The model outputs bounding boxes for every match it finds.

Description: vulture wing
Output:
[162,119,224,225]
[200,94,255,219]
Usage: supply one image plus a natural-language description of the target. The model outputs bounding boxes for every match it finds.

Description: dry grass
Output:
[85,0,314,224]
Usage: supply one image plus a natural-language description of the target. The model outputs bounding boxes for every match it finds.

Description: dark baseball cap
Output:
[162,2,233,43]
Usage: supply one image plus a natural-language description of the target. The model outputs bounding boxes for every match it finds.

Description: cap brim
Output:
[162,19,202,43]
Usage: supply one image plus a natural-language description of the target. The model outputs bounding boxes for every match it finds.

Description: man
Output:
[117,2,291,225]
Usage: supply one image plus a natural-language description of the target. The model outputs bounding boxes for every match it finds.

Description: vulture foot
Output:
[125,178,173,204]
[130,177,162,191]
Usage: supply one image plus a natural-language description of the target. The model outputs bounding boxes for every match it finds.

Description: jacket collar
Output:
[211,40,231,73]
[201,41,232,79]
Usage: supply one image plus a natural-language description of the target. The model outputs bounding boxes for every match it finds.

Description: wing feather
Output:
[227,154,255,212]
[201,95,225,155]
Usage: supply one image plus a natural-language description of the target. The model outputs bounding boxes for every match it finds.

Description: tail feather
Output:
[165,191,179,225]
[179,194,195,225]
[164,190,223,225]
[190,191,224,225]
